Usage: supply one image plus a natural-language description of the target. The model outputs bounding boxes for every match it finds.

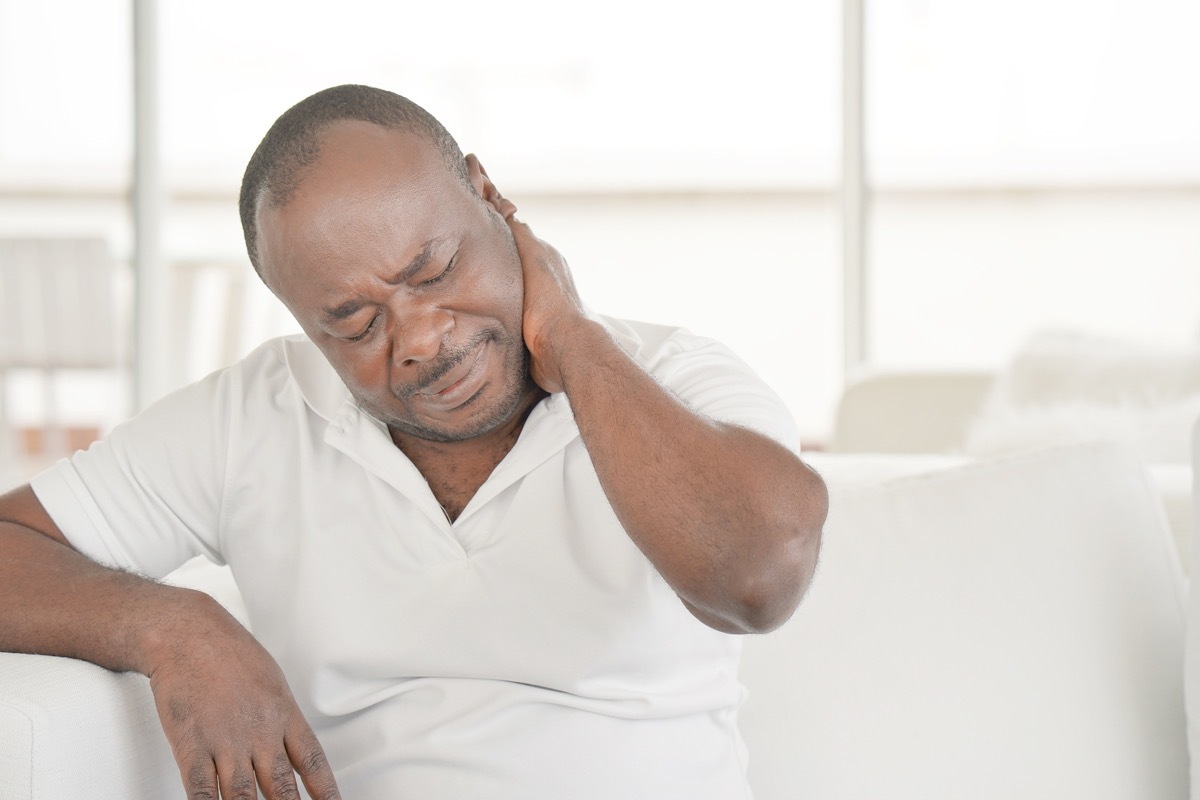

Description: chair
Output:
[172,259,300,388]
[829,368,994,454]
[0,238,123,484]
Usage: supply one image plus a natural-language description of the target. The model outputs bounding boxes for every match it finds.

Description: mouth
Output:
[415,339,490,412]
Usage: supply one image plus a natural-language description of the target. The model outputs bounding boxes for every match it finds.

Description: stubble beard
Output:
[375,331,536,444]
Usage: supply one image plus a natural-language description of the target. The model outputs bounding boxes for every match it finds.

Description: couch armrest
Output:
[0,557,243,799]
[0,652,180,800]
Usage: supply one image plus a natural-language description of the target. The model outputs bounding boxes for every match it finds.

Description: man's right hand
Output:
[142,590,341,800]
[0,484,340,800]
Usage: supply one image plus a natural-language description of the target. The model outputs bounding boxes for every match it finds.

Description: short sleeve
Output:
[645,328,801,454]
[30,362,240,577]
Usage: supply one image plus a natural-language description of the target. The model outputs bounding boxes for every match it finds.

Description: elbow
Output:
[722,466,829,634]
[731,523,824,634]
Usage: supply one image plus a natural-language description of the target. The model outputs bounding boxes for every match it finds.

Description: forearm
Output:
[0,519,207,675]
[507,216,825,632]
[555,319,827,633]
[1,509,341,798]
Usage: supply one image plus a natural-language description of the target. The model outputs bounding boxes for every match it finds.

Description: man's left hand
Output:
[500,210,824,636]
[506,217,596,394]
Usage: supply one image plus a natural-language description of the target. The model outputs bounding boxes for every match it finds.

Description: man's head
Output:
[239,84,472,276]
[240,85,535,445]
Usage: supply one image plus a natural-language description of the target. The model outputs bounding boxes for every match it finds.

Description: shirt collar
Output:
[281,334,353,424]
[279,333,582,525]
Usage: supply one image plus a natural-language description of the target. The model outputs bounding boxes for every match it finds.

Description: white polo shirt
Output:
[32,317,798,800]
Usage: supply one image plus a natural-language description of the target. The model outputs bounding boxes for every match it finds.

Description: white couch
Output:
[831,330,1200,574]
[743,441,1187,798]
[1,438,1190,798]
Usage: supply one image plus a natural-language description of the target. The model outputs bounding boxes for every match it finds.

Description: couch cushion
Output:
[741,441,1187,799]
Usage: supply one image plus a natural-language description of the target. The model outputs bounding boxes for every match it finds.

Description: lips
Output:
[416,340,489,411]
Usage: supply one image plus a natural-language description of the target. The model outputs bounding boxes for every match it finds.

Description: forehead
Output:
[256,120,463,296]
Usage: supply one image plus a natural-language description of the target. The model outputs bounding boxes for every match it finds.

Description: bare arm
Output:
[0,484,340,800]
[508,218,827,634]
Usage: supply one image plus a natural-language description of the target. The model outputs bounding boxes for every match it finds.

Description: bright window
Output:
[867,0,1200,367]
[2,1,1197,445]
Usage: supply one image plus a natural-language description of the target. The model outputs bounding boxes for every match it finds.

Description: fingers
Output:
[184,744,336,800]
[505,214,538,255]
[148,605,334,800]
[215,754,259,800]
[502,212,572,275]
[183,757,219,800]
[506,217,569,274]
[177,721,337,800]
[288,722,342,800]
[255,750,304,800]
[494,193,518,221]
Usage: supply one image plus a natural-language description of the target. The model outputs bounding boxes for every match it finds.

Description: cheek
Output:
[318,340,391,395]
[472,219,524,316]
[459,255,523,322]
[490,263,523,313]
[488,244,525,317]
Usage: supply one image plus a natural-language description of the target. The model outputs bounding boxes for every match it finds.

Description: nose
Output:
[390,306,454,367]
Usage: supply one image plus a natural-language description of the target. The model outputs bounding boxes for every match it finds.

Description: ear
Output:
[466,153,517,220]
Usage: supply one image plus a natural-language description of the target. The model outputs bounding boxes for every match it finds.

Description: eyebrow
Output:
[321,237,443,323]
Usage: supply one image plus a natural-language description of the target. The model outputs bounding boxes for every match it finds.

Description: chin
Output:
[383,380,533,445]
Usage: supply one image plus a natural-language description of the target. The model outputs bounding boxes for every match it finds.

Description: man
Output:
[0,85,826,798]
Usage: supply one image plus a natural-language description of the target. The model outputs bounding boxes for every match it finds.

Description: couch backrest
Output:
[740,441,1187,799]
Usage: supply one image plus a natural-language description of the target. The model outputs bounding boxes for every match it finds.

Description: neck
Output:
[388,382,547,520]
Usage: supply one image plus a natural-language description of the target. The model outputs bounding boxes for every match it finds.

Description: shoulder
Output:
[600,316,725,368]
[600,315,754,380]
[230,334,351,423]
[601,316,800,452]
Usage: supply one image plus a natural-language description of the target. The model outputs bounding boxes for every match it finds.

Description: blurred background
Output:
[2,0,1199,486]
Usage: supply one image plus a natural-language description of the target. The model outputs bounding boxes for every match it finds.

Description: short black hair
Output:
[238,84,470,275]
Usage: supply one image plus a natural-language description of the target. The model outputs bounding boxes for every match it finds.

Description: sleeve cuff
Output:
[30,460,137,572]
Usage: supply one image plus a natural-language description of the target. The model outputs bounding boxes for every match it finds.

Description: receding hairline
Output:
[258,117,464,210]
[239,84,471,276]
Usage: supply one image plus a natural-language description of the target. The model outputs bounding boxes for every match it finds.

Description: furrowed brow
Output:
[388,237,446,285]
[323,299,366,323]
[320,237,447,323]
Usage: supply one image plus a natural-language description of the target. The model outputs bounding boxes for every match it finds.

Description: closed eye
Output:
[345,313,380,342]
[421,254,458,287]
